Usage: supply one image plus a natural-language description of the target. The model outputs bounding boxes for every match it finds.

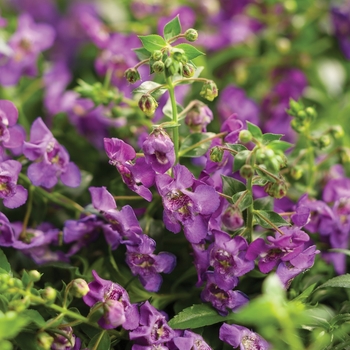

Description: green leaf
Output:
[328,248,350,256]
[0,295,8,313]
[133,81,167,99]
[252,176,269,186]
[247,121,263,140]
[173,43,205,60]
[0,249,10,274]
[226,144,248,153]
[254,210,290,228]
[133,47,151,60]
[21,310,46,328]
[221,175,246,197]
[163,15,182,40]
[168,304,231,329]
[88,330,111,350]
[233,150,250,172]
[138,35,167,52]
[14,331,39,350]
[267,140,293,153]
[232,191,253,211]
[253,197,274,211]
[316,274,350,290]
[262,133,283,144]
[293,283,317,302]
[179,132,215,157]
[0,312,29,340]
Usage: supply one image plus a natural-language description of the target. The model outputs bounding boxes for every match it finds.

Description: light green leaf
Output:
[168,304,231,329]
[163,16,182,40]
[133,47,151,60]
[0,312,29,340]
[267,140,293,153]
[226,144,248,153]
[253,197,274,211]
[232,191,252,211]
[221,175,246,197]
[133,81,167,99]
[179,132,215,158]
[173,43,205,60]
[138,35,167,53]
[247,121,263,140]
[21,310,46,328]
[254,210,290,228]
[233,150,250,172]
[293,283,317,302]
[88,330,111,350]
[0,249,10,274]
[262,133,283,144]
[316,274,350,290]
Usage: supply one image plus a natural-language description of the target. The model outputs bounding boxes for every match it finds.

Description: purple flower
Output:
[0,14,55,86]
[172,330,212,350]
[83,270,139,330]
[142,128,175,174]
[0,159,27,208]
[51,326,79,350]
[130,301,175,346]
[217,85,260,125]
[331,3,350,59]
[221,114,244,144]
[0,212,16,247]
[0,100,25,150]
[125,234,176,292]
[219,323,270,350]
[184,101,213,133]
[104,138,155,201]
[156,164,220,243]
[246,226,310,274]
[201,272,249,316]
[191,242,210,287]
[209,230,254,290]
[23,117,81,188]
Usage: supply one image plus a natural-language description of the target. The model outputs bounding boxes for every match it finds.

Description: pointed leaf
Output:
[0,249,10,273]
[267,140,293,153]
[179,132,215,158]
[247,121,263,140]
[88,330,111,350]
[316,274,350,290]
[254,210,289,228]
[221,175,246,197]
[138,35,167,52]
[253,197,274,211]
[293,283,317,302]
[174,43,205,60]
[163,16,182,40]
[133,47,151,60]
[232,191,253,211]
[133,81,167,99]
[226,144,248,153]
[262,133,284,144]
[233,150,250,172]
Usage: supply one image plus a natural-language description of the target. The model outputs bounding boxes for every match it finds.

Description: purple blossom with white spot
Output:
[0,159,27,208]
[156,164,220,243]
[172,330,212,350]
[219,323,270,350]
[23,117,81,188]
[83,270,139,330]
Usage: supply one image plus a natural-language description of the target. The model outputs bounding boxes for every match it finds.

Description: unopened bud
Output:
[240,164,254,179]
[185,102,213,133]
[182,63,195,78]
[185,28,198,42]
[124,68,140,84]
[200,80,218,101]
[289,99,302,115]
[210,146,224,162]
[28,270,41,282]
[37,332,54,350]
[276,37,291,54]
[152,50,163,61]
[319,135,331,149]
[165,57,177,76]
[297,110,307,120]
[221,205,244,230]
[264,179,289,199]
[291,119,306,133]
[305,107,317,120]
[70,278,90,298]
[138,94,158,117]
[152,60,165,73]
[41,286,57,303]
[330,125,344,139]
[290,166,303,180]
[239,130,253,143]
[171,48,186,62]
[340,147,350,164]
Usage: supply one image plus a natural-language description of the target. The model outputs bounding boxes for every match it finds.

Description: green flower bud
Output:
[70,278,90,298]
[152,50,163,61]
[200,80,218,101]
[289,99,302,114]
[296,110,307,120]
[171,48,186,62]
[305,107,317,120]
[138,94,158,117]
[240,164,254,179]
[184,28,198,42]
[41,286,57,303]
[210,146,224,162]
[239,130,252,143]
[276,37,291,54]
[264,179,289,199]
[290,119,306,133]
[164,57,176,76]
[330,125,344,139]
[9,299,29,313]
[152,60,165,73]
[37,332,54,350]
[124,67,141,84]
[28,270,41,282]
[340,147,350,164]
[290,166,303,180]
[182,63,195,78]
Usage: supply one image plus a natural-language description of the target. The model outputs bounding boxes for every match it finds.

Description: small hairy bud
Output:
[124,67,140,84]
[305,106,317,120]
[138,94,158,117]
[330,125,344,139]
[36,332,54,350]
[152,50,163,61]
[70,278,90,298]
[221,205,244,230]
[28,270,41,282]
[164,57,176,76]
[152,60,165,73]
[264,179,289,199]
[240,164,254,179]
[289,98,303,115]
[41,286,57,303]
[182,63,195,78]
[171,48,186,62]
[185,28,198,42]
[239,130,253,143]
[210,146,224,162]
[200,80,218,101]
[290,166,303,180]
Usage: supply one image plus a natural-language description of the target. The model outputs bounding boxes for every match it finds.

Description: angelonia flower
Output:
[171,330,212,350]
[184,101,213,133]
[83,270,139,330]
[219,323,270,350]
[331,1,350,60]
[23,117,81,188]
[51,326,81,350]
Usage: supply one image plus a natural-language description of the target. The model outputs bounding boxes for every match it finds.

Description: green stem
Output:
[178,132,227,157]
[256,165,280,181]
[20,185,34,239]
[134,58,150,69]
[245,177,254,243]
[104,67,113,90]
[166,76,179,163]
[91,330,107,350]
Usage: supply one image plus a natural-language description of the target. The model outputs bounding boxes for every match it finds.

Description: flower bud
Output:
[185,102,213,133]
[290,119,306,133]
[210,146,224,162]
[28,270,41,282]
[165,57,177,76]
[296,110,307,120]
[152,60,165,73]
[171,48,186,62]
[70,278,90,298]
[36,332,54,350]
[239,130,252,143]
[185,28,198,42]
[289,99,302,114]
[221,205,244,230]
[340,147,350,164]
[152,50,163,61]
[182,63,195,78]
[305,107,317,120]
[41,286,57,303]
[330,125,344,139]
[200,80,218,101]
[138,94,158,117]
[290,166,303,180]
[124,67,141,84]
[264,179,289,199]
[240,164,254,179]
[319,135,331,149]
[51,326,76,350]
